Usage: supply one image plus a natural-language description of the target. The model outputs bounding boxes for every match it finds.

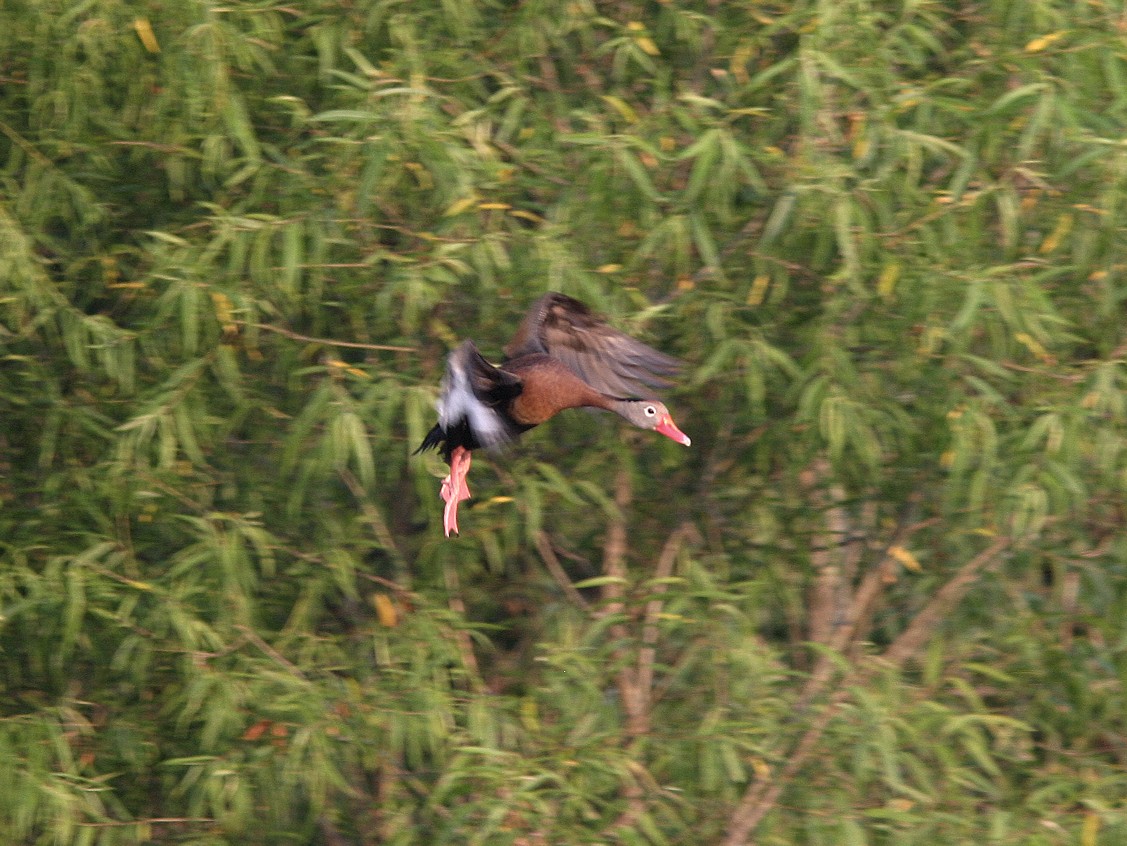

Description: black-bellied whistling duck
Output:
[415,292,690,536]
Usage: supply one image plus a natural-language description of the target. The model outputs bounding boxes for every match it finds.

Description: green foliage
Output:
[2,0,1127,843]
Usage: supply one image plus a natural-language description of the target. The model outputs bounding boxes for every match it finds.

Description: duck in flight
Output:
[416,292,691,536]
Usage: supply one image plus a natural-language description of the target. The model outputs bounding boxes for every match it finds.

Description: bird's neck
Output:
[606,397,644,419]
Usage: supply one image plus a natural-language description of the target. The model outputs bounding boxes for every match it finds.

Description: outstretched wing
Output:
[503,293,679,399]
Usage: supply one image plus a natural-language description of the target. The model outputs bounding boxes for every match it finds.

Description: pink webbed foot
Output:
[439,446,473,536]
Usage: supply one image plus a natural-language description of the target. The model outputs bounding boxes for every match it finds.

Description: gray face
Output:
[625,400,668,430]
[615,398,691,446]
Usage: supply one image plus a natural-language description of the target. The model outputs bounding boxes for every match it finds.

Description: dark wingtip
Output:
[414,424,445,455]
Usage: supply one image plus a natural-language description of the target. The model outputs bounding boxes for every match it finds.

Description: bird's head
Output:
[619,400,691,446]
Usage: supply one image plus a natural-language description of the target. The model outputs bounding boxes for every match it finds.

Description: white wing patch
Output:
[437,351,510,448]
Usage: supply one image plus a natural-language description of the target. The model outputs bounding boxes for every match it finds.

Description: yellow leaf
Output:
[210,292,237,334]
[635,35,660,56]
[403,161,432,188]
[520,698,539,731]
[1039,212,1073,254]
[597,263,622,273]
[443,196,478,217]
[133,18,160,53]
[476,496,515,514]
[940,450,955,468]
[747,273,770,306]
[372,593,398,627]
[509,209,543,224]
[730,43,755,84]
[601,95,638,124]
[477,202,511,210]
[1024,31,1066,52]
[877,263,900,299]
[1081,811,1100,846]
[889,545,922,572]
[1015,331,1053,364]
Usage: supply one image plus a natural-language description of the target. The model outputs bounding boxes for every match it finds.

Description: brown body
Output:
[504,355,612,426]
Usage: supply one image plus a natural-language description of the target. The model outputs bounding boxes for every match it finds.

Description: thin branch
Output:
[358,572,413,597]
[536,531,591,611]
[840,513,942,665]
[601,467,632,622]
[722,536,1011,846]
[241,320,415,352]
[802,459,854,650]
[600,467,648,830]
[601,467,632,601]
[78,818,214,828]
[796,497,933,710]
[107,140,190,153]
[442,561,484,693]
[494,139,571,185]
[237,625,308,680]
[338,468,409,581]
[637,522,693,700]
[881,536,1011,668]
[723,691,841,846]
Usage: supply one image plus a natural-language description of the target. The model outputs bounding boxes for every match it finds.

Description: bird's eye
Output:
[644,405,656,417]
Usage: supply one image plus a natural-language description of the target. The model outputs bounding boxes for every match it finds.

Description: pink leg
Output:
[439,446,472,536]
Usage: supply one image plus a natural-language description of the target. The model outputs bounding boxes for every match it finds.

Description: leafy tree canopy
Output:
[2,0,1126,843]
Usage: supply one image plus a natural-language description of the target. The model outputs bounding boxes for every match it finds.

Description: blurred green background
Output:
[3,0,1126,843]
